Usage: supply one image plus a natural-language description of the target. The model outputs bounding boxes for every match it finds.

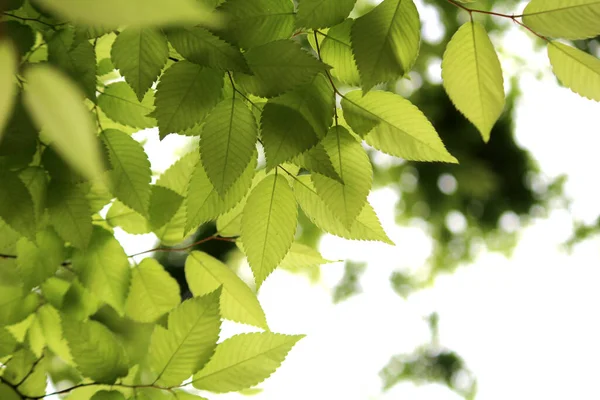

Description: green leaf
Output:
[167,27,250,73]
[149,185,184,230]
[98,82,156,129]
[16,228,65,289]
[36,305,74,364]
[106,200,152,235]
[46,28,97,101]
[241,174,298,287]
[157,150,200,195]
[234,40,328,98]
[47,180,93,250]
[111,28,169,101]
[0,170,36,239]
[214,0,295,49]
[154,61,224,139]
[63,317,129,384]
[0,384,19,400]
[522,0,600,40]
[91,391,126,400]
[33,0,217,28]
[294,175,393,244]
[320,19,361,86]
[200,97,258,196]
[351,0,420,91]
[441,22,505,141]
[0,40,17,141]
[0,102,38,170]
[72,227,131,314]
[148,291,221,387]
[24,65,105,182]
[279,242,333,272]
[0,327,16,358]
[125,258,180,323]
[341,90,457,163]
[312,126,372,227]
[61,279,100,321]
[185,251,268,329]
[296,0,356,28]
[19,167,48,226]
[186,149,256,233]
[2,348,46,397]
[192,332,303,392]
[292,143,341,182]
[101,129,152,217]
[548,41,600,101]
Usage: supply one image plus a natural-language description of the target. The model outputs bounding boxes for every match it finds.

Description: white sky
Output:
[102,2,600,399]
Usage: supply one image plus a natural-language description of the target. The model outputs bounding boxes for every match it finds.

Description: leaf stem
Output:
[1,12,64,29]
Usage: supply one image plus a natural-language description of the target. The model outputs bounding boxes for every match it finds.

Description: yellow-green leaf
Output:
[296,0,356,29]
[522,0,600,40]
[98,82,156,129]
[0,40,17,141]
[548,41,600,101]
[441,21,505,141]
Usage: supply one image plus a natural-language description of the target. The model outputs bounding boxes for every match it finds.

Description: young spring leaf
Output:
[296,0,357,29]
[147,291,221,386]
[149,185,184,230]
[320,19,361,86]
[294,175,393,244]
[241,174,298,288]
[279,242,334,271]
[192,332,304,392]
[0,328,17,357]
[312,126,372,228]
[154,61,224,139]
[72,227,131,314]
[91,391,126,400]
[234,40,328,98]
[0,260,39,326]
[292,143,341,182]
[111,28,169,101]
[351,0,420,91]
[185,251,268,330]
[442,21,505,142]
[106,200,152,235]
[101,129,152,217]
[200,97,258,196]
[47,180,93,250]
[522,0,600,40]
[24,65,105,182]
[16,229,65,290]
[0,40,17,141]
[167,27,250,73]
[341,90,457,163]
[98,82,156,129]
[125,258,180,323]
[213,0,295,49]
[0,170,36,240]
[548,42,600,101]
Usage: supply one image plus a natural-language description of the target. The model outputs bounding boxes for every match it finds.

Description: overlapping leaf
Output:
[192,332,303,392]
[548,42,600,101]
[149,185,184,230]
[292,143,341,181]
[241,174,298,287]
[16,229,65,289]
[185,251,268,329]
[320,19,361,86]
[106,201,152,235]
[442,21,505,141]
[0,40,17,140]
[351,0,421,91]
[111,28,169,101]
[98,82,156,129]
[296,0,356,28]
[341,90,457,162]
[0,170,36,240]
[522,0,600,40]
[47,180,93,249]
[154,61,224,138]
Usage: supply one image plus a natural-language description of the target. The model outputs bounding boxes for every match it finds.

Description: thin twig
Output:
[126,235,237,258]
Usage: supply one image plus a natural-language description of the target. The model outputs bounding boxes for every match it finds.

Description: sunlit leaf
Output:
[548,41,600,101]
[320,19,361,86]
[522,0,600,40]
[0,40,17,141]
[296,0,356,28]
[98,82,156,129]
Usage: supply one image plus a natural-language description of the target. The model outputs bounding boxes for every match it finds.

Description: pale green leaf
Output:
[111,28,169,101]
[98,82,156,129]
[200,97,258,195]
[186,251,268,329]
[91,391,126,400]
[351,0,420,91]
[125,258,180,323]
[101,129,152,217]
[192,332,303,392]
[442,21,505,141]
[312,126,372,227]
[154,61,223,139]
[157,150,200,196]
[0,327,16,358]
[16,228,65,289]
[291,143,341,182]
[214,0,295,49]
[296,0,356,28]
[341,90,457,163]
[294,175,393,244]
[186,150,256,233]
[279,242,333,276]
[24,64,105,182]
[167,27,250,72]
[0,260,39,327]
[35,305,73,364]
[33,0,217,28]
[320,19,361,86]
[61,279,100,321]
[0,170,36,240]
[216,193,247,237]
[106,200,152,235]
[522,0,600,40]
[148,291,221,386]
[234,40,328,98]
[0,40,17,141]
[548,41,600,101]
[63,317,129,383]
[2,348,46,397]
[72,227,131,314]
[149,185,184,230]
[241,174,298,287]
[154,204,194,246]
[47,180,93,250]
